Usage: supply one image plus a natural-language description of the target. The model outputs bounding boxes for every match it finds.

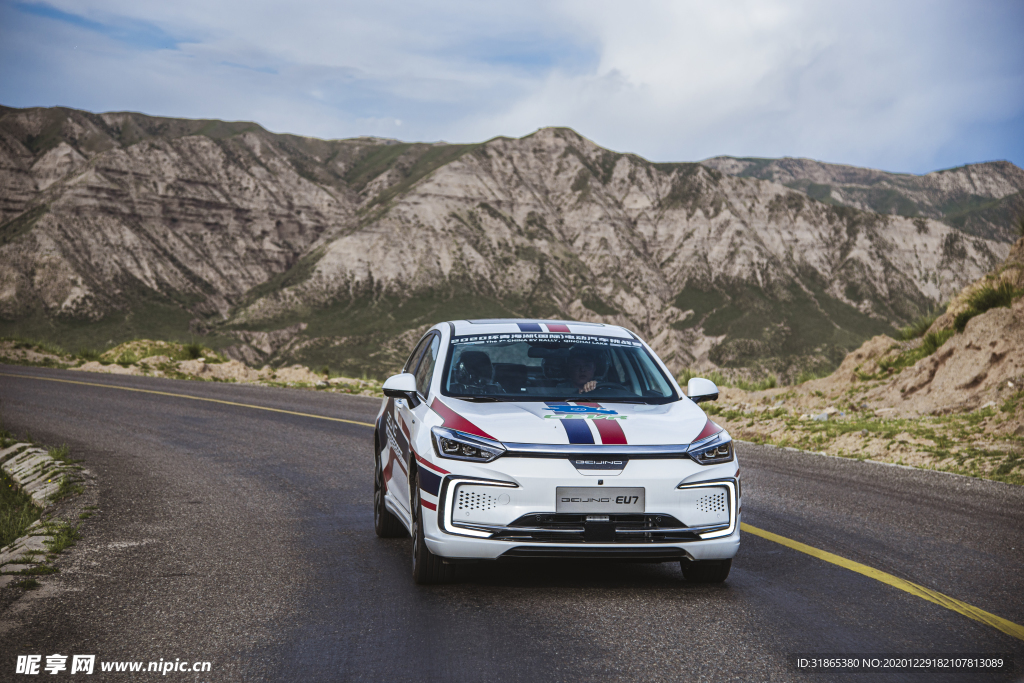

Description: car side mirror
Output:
[383,372,420,407]
[687,377,719,403]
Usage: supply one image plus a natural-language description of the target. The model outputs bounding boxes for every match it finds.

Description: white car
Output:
[373,319,740,584]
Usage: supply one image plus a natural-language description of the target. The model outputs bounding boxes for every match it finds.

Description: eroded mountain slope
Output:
[231,128,1006,376]
[0,106,1013,378]
[702,155,1024,243]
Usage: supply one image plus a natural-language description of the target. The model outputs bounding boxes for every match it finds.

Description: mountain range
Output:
[1,105,1019,379]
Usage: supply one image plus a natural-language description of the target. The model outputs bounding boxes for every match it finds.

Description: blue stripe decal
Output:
[419,467,442,496]
[560,418,595,444]
[517,322,543,332]
[547,402,593,443]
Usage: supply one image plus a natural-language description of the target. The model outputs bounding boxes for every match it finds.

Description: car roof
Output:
[447,319,637,339]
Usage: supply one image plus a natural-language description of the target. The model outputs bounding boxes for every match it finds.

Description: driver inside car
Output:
[558,346,605,394]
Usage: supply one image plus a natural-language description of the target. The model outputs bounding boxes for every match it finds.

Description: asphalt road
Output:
[1,364,1022,682]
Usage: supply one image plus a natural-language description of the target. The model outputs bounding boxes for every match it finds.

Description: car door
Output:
[394,332,440,513]
[384,335,429,518]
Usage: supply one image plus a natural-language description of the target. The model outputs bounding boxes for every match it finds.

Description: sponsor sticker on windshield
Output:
[452,332,641,347]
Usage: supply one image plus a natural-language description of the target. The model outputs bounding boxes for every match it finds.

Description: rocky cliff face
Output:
[701,156,1024,243]
[701,239,1024,483]
[0,105,1015,378]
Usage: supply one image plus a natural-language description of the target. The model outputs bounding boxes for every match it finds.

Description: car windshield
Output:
[441,332,678,403]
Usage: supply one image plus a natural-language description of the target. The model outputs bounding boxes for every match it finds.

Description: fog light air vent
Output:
[457,490,496,511]
[695,492,727,513]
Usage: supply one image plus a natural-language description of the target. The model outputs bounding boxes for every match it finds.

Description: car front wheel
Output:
[411,470,454,585]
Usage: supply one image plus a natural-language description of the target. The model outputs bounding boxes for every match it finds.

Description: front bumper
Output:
[422,456,741,561]
[427,525,741,561]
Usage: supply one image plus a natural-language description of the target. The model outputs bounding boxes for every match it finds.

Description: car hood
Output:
[430,397,715,447]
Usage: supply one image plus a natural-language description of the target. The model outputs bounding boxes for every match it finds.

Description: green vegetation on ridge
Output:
[954,280,1023,332]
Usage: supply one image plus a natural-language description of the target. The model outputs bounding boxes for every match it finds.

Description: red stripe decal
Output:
[420,498,437,511]
[415,452,450,475]
[572,401,627,444]
[694,418,723,442]
[399,414,411,441]
[547,323,570,332]
[383,448,395,486]
[430,398,495,440]
[593,418,628,445]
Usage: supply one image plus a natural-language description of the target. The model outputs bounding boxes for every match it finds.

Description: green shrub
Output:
[185,342,204,359]
[77,348,101,361]
[796,369,828,384]
[877,329,956,373]
[6,338,66,357]
[678,368,730,387]
[35,340,66,356]
[47,443,71,463]
[920,329,955,356]
[677,368,775,391]
[734,375,778,391]
[116,351,139,367]
[898,306,944,340]
[44,521,80,554]
[51,475,83,503]
[1,470,40,548]
[953,280,1022,332]
[677,368,700,385]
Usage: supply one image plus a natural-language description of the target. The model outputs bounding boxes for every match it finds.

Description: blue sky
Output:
[1,0,1022,173]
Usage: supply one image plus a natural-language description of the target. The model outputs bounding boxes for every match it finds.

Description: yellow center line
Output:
[742,523,1024,642]
[0,371,376,428]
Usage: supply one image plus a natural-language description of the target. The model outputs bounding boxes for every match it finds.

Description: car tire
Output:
[680,558,732,583]
[374,443,406,538]
[411,470,454,585]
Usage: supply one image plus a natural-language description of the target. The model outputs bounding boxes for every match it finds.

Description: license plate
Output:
[556,487,645,513]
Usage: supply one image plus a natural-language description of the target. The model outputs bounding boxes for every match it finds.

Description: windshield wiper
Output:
[447,395,507,402]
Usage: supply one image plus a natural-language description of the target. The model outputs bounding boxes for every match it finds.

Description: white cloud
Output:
[465,0,1024,171]
[1,0,1021,171]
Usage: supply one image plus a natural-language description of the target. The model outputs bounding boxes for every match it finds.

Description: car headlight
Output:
[688,438,734,465]
[431,426,506,462]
